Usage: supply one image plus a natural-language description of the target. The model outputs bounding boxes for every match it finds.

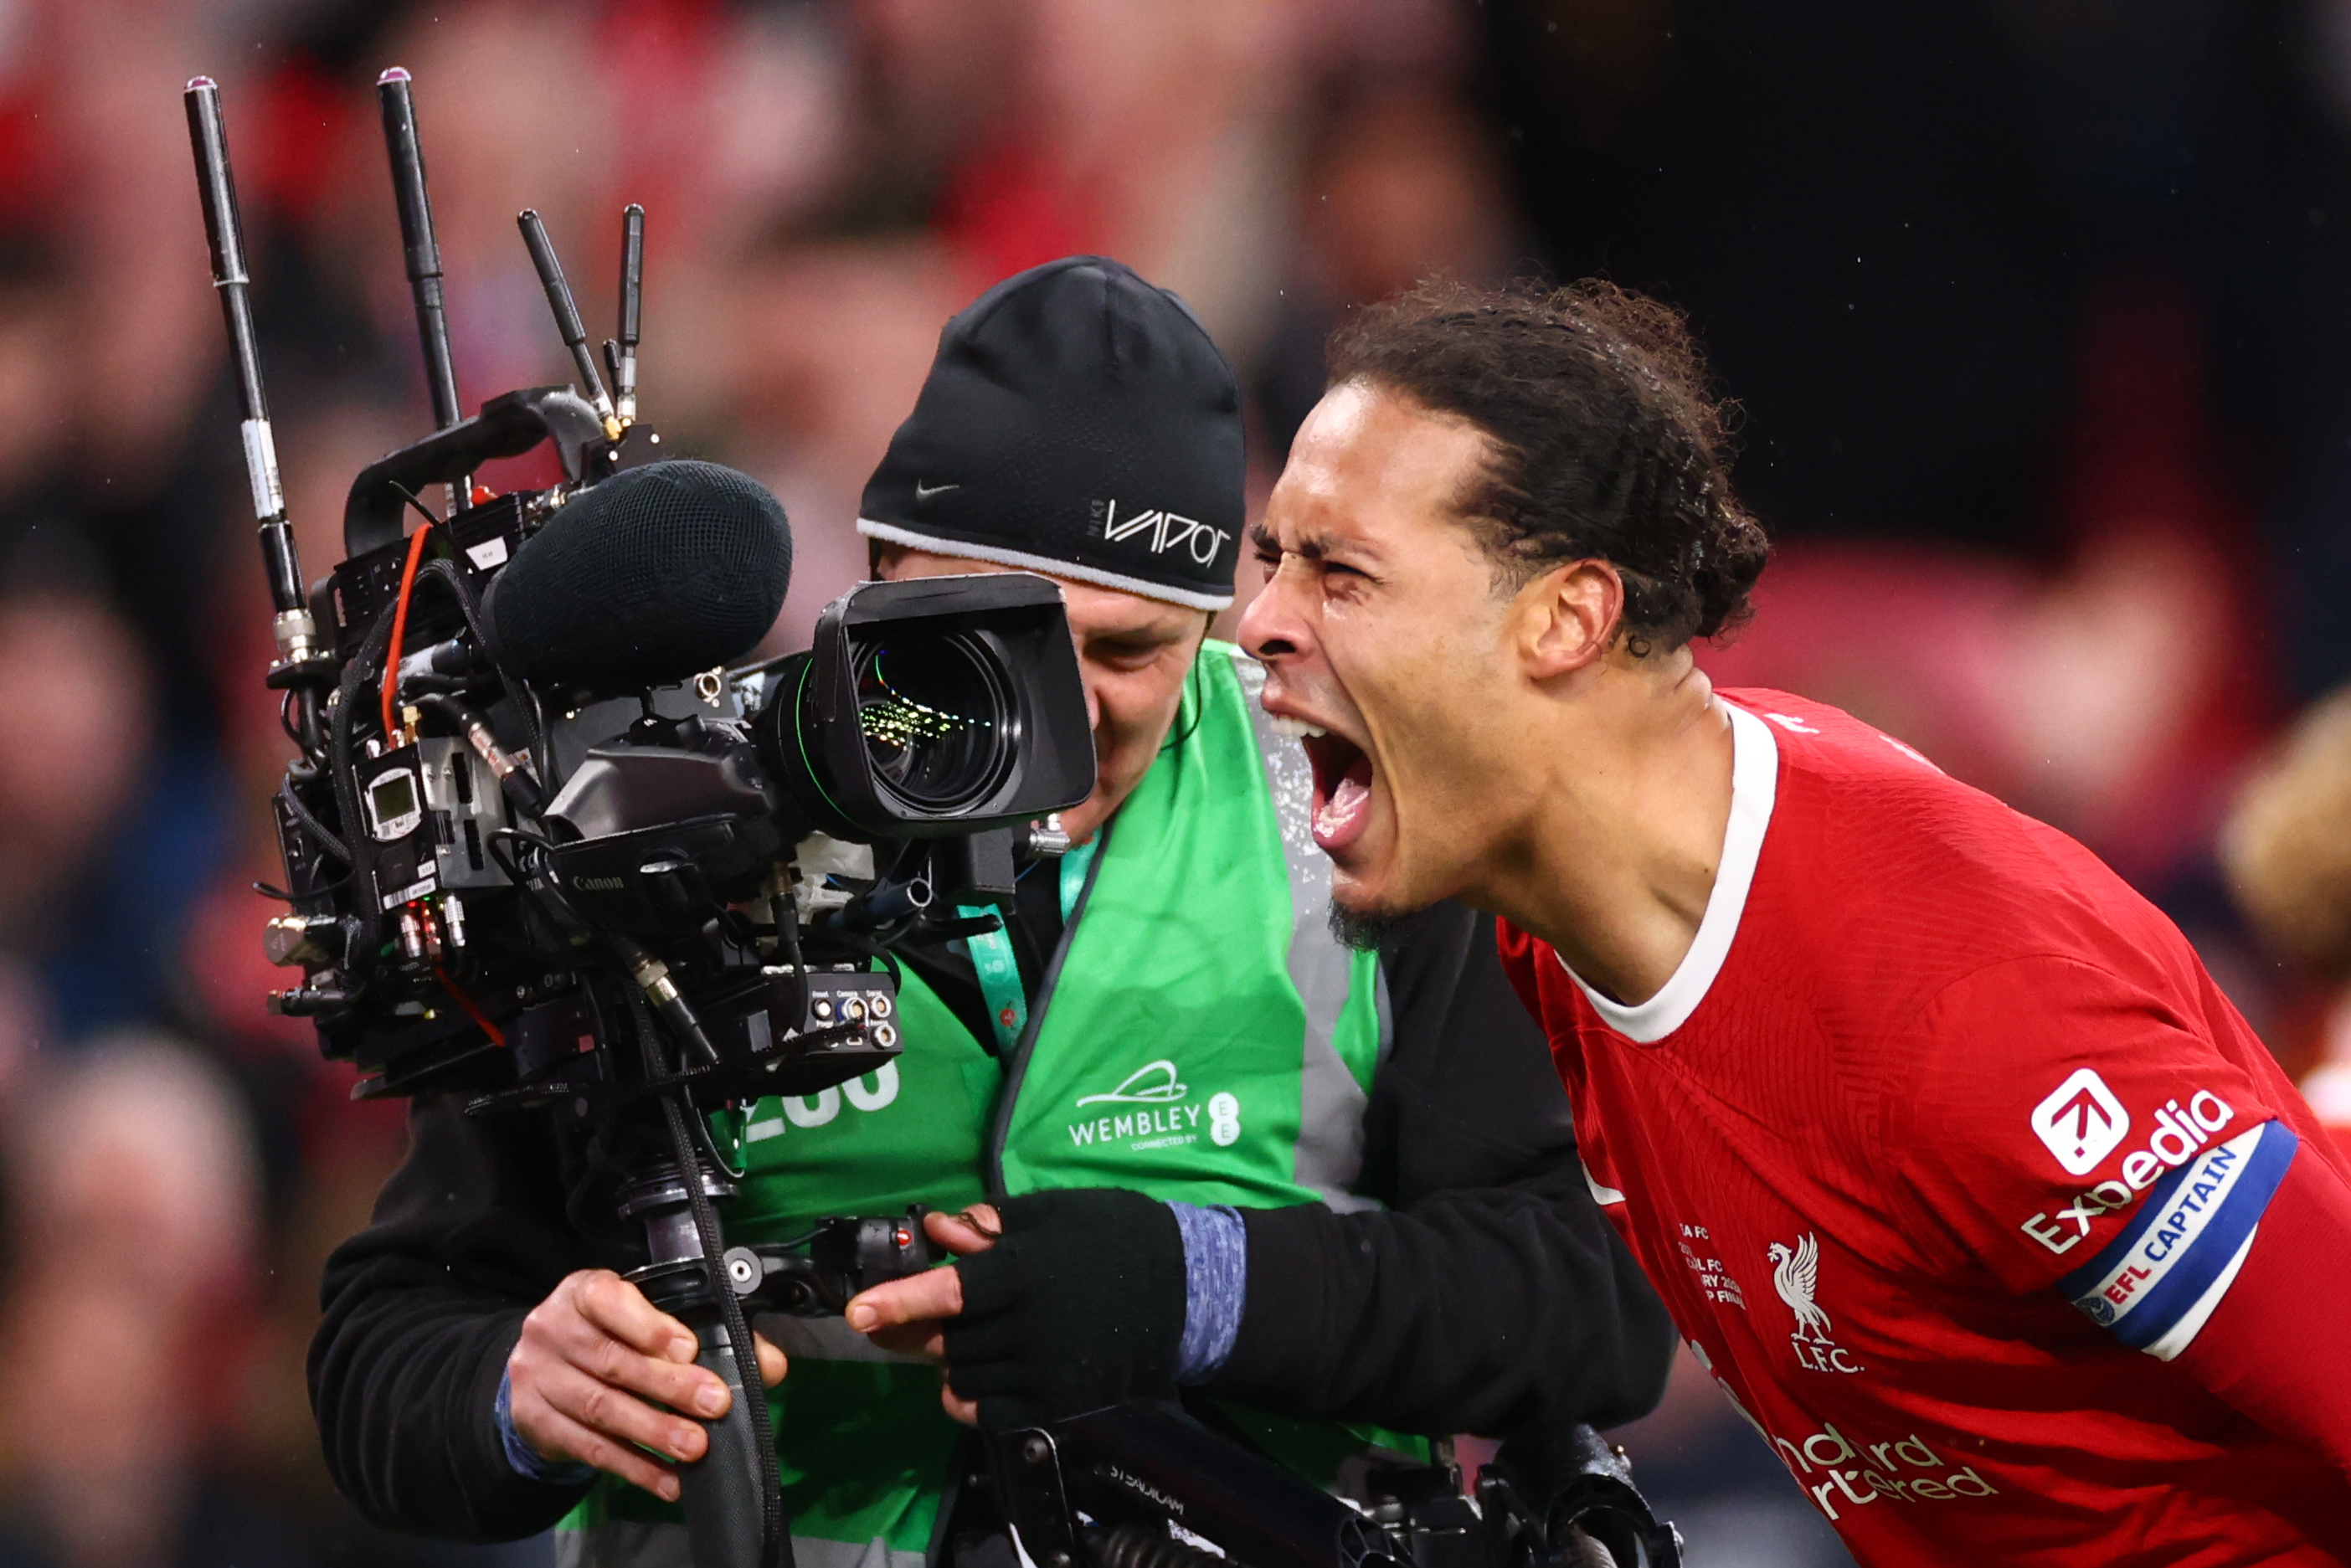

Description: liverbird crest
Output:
[1768,1233,1834,1342]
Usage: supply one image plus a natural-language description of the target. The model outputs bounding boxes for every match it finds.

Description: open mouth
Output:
[1299,728,1376,853]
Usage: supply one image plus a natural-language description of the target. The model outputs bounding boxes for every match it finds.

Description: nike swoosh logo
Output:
[914,481,959,501]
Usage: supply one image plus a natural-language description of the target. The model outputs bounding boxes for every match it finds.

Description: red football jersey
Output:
[1499,690,2351,1565]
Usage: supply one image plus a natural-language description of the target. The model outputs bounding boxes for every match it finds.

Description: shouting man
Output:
[1239,279,2351,1564]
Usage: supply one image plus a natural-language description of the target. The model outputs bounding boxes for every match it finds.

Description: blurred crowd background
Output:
[8,0,2351,1564]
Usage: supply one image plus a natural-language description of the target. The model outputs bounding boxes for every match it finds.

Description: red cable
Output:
[435,965,507,1046]
[382,521,434,743]
[386,522,495,1048]
[384,524,503,1047]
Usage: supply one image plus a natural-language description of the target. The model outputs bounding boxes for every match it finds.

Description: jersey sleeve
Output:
[1889,954,2293,1359]
[2172,1147,2351,1475]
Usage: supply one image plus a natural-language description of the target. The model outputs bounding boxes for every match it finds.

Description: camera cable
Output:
[326,607,399,987]
[411,557,547,789]
[630,984,793,1568]
[383,512,436,742]
[276,777,349,865]
[433,966,506,1046]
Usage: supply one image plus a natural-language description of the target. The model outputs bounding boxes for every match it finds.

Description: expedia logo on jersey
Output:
[2021,1087,2238,1256]
[2030,1068,2130,1175]
[1064,1058,1242,1153]
[1091,497,1232,567]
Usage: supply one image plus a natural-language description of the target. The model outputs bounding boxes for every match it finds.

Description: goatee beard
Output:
[1327,898,1418,954]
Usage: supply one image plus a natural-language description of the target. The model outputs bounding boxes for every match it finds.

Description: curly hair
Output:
[1326,278,1769,650]
[2223,686,2351,979]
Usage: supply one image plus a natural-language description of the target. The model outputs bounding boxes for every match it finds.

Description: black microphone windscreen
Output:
[485,460,792,691]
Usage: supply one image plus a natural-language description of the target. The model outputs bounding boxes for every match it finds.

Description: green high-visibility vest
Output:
[558,644,1402,1568]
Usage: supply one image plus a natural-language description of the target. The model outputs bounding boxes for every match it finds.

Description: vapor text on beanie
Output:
[857,255,1245,611]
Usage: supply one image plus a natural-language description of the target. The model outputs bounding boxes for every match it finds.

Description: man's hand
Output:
[844,1206,1002,1422]
[842,1190,1187,1431]
[507,1269,787,1499]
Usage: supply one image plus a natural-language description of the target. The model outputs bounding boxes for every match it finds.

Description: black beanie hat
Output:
[857,256,1244,610]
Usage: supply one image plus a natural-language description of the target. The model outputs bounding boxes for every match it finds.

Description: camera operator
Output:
[310,257,1675,1568]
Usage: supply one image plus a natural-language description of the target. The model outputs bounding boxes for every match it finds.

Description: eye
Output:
[1088,637,1175,671]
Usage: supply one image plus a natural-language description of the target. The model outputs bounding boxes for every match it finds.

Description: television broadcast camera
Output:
[184,69,1676,1568]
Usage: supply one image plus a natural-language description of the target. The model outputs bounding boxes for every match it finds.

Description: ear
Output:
[1518,559,1623,680]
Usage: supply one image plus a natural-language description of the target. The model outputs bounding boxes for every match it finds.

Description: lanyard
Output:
[959,836,1099,1056]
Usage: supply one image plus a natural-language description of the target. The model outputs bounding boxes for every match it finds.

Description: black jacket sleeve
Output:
[1205,901,1676,1443]
[309,1094,620,1541]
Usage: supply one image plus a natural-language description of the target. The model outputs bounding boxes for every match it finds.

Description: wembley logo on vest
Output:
[1067,1058,1242,1152]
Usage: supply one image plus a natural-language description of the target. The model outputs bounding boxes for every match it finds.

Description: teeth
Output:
[1268,714,1329,739]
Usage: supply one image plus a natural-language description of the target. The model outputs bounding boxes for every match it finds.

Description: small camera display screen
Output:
[366,767,424,841]
[374,772,415,819]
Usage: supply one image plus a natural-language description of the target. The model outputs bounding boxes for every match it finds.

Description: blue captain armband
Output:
[2060,1118,2298,1360]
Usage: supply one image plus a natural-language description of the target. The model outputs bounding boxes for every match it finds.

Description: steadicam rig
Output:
[185,67,1093,1568]
[185,66,1680,1568]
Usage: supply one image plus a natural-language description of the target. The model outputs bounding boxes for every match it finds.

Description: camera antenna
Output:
[377,67,469,512]
[604,203,644,424]
[517,209,620,440]
[184,77,319,675]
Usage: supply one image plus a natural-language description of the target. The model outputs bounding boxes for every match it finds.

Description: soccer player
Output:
[1237,278,2351,1562]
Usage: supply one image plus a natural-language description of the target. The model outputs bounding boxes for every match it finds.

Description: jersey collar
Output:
[1558,701,1779,1043]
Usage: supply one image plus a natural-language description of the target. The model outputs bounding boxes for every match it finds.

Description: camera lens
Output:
[851,630,1016,813]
